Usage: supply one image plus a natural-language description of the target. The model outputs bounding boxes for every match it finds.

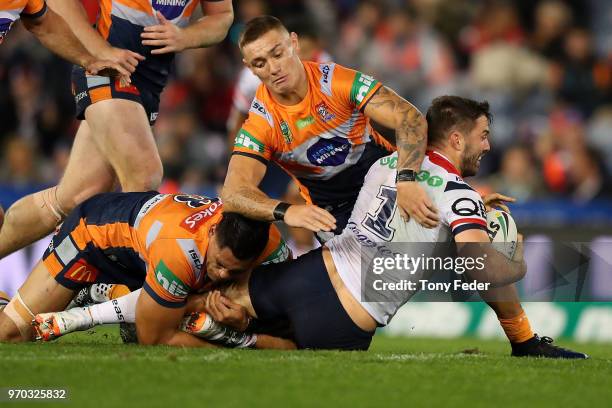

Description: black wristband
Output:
[396,169,417,183]
[273,202,291,221]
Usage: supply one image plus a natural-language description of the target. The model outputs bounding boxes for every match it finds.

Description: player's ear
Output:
[449,130,463,152]
[209,224,217,237]
[290,32,299,54]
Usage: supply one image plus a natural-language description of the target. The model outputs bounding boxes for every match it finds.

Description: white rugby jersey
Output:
[326,150,488,325]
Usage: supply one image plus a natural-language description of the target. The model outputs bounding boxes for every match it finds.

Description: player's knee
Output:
[123,164,163,192]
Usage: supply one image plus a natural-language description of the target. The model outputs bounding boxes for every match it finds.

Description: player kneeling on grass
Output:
[33,97,587,358]
[0,191,293,347]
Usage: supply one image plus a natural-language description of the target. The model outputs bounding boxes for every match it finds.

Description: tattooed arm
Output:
[221,155,336,232]
[363,86,439,227]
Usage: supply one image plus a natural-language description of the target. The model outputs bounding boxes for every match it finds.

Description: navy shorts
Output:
[249,247,374,350]
[71,66,161,125]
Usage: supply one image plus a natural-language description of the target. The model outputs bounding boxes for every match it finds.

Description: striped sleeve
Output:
[442,181,487,236]
[22,0,47,18]
[232,92,275,163]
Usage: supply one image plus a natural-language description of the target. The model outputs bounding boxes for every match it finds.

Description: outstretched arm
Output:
[363,86,439,227]
[221,155,336,232]
[141,0,233,54]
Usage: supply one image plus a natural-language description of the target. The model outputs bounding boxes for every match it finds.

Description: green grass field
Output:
[0,327,609,408]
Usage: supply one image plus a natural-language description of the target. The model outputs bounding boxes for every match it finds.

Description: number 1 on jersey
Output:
[362,185,397,241]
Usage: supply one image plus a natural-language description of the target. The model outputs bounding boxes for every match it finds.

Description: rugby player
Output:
[0,0,134,78]
[221,16,563,356]
[36,96,588,358]
[0,0,234,264]
[222,15,438,242]
[0,192,290,347]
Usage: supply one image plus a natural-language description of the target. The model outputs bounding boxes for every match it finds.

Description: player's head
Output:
[239,15,303,95]
[426,96,492,177]
[206,213,270,282]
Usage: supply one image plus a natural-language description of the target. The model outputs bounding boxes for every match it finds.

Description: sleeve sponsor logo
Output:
[451,197,486,219]
[350,72,378,105]
[176,238,204,281]
[306,136,351,166]
[155,260,190,298]
[380,156,397,169]
[180,200,223,232]
[319,63,335,96]
[235,129,265,154]
[261,241,291,265]
[249,98,273,126]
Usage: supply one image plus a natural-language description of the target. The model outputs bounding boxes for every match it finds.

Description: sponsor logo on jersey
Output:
[350,72,377,105]
[249,98,273,126]
[150,112,159,123]
[176,239,204,281]
[0,18,14,44]
[114,78,139,95]
[315,102,335,122]
[319,63,335,96]
[306,136,350,166]
[280,120,293,143]
[152,0,188,20]
[155,260,190,298]
[451,197,486,219]
[75,91,88,103]
[261,241,291,265]
[380,156,397,169]
[235,130,265,153]
[296,115,315,130]
[134,194,167,228]
[181,200,222,232]
[65,259,100,284]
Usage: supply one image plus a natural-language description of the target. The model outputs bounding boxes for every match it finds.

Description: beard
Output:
[461,149,481,177]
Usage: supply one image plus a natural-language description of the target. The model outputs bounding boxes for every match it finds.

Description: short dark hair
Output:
[426,96,492,146]
[239,15,288,50]
[215,212,270,261]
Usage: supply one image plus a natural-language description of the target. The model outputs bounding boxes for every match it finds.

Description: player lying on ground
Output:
[0,192,292,348]
[34,97,587,358]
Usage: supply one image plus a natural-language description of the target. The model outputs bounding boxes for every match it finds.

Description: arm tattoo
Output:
[367,87,427,171]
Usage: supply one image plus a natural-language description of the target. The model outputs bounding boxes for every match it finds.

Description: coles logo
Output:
[65,259,100,284]
[152,0,187,20]
[181,201,222,232]
[306,137,350,166]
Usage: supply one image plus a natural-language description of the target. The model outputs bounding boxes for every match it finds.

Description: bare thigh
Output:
[84,99,163,191]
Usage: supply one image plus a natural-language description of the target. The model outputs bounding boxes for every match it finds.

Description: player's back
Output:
[328,150,487,324]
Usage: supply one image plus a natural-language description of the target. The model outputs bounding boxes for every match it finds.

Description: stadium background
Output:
[0,0,611,342]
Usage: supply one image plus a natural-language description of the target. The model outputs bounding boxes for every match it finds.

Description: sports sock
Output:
[499,310,534,343]
[108,284,131,300]
[88,289,141,325]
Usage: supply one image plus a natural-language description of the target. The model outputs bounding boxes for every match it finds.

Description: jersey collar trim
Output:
[426,150,461,176]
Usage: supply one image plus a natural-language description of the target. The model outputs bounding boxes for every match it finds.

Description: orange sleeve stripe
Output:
[43,253,64,278]
[23,0,45,15]
[89,86,112,104]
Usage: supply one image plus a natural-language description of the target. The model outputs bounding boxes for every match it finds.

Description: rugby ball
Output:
[486,210,518,259]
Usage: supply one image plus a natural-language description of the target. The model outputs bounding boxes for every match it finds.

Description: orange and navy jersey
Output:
[233,61,395,209]
[0,0,47,44]
[43,192,289,308]
[93,0,224,91]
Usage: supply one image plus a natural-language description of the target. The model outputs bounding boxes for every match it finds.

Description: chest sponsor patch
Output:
[181,200,222,232]
[306,136,351,166]
[152,0,188,20]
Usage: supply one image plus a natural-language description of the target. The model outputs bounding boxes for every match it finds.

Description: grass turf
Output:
[0,327,609,408]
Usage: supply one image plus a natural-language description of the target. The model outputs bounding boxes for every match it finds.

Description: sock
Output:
[88,289,141,325]
[108,284,131,300]
[499,310,534,343]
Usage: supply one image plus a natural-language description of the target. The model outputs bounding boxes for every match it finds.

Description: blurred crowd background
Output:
[0,0,611,219]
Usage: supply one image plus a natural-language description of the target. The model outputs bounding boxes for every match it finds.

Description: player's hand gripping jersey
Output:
[43,192,289,308]
[0,0,47,44]
[234,61,395,210]
[327,150,488,325]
